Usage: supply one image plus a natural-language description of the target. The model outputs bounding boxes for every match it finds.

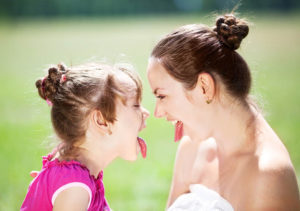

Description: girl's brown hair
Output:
[151,14,250,102]
[35,63,142,160]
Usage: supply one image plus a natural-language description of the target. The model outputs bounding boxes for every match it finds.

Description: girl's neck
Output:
[77,148,116,178]
[76,131,118,178]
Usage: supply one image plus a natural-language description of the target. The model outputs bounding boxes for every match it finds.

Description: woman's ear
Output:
[91,110,112,135]
[197,73,215,103]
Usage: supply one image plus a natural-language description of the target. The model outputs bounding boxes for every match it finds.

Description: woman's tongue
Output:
[137,137,147,158]
[174,121,183,142]
[136,121,182,157]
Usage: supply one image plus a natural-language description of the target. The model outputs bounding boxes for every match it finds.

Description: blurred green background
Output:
[1,0,300,210]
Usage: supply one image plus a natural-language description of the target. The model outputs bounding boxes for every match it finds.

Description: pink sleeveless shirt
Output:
[21,153,111,211]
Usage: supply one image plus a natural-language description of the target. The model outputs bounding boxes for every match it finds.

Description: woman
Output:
[147,14,300,210]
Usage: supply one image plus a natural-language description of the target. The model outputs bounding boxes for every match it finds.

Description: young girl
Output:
[21,62,149,210]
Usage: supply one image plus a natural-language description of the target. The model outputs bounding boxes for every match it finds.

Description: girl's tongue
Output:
[137,137,147,158]
[174,121,183,142]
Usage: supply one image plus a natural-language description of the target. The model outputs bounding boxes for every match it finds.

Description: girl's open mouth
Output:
[137,137,147,158]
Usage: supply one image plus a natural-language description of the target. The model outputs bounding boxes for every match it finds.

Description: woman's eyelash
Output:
[156,95,165,99]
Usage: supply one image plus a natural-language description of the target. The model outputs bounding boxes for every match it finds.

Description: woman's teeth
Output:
[171,120,177,125]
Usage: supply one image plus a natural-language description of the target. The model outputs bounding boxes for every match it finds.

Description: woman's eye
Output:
[156,95,165,100]
[134,104,140,108]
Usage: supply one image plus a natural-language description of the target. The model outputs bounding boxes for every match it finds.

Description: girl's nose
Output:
[142,106,150,119]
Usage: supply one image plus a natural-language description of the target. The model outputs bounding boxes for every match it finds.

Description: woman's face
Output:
[147,58,212,141]
[112,72,149,161]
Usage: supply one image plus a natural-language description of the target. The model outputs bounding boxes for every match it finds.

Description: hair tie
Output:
[60,74,67,83]
[46,99,53,106]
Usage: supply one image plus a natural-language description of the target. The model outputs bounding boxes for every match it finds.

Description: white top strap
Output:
[51,182,92,210]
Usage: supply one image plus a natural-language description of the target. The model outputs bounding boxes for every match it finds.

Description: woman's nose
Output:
[154,103,165,118]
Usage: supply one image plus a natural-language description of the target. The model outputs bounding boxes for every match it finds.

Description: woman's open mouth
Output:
[174,121,183,142]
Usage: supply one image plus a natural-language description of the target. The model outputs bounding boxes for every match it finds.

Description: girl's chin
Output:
[120,153,138,162]
[120,146,139,161]
[119,137,146,161]
[129,153,138,161]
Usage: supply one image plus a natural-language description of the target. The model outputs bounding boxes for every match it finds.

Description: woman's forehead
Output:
[147,58,178,90]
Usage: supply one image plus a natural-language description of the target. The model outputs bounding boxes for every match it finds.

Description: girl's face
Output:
[112,73,149,161]
[147,58,213,141]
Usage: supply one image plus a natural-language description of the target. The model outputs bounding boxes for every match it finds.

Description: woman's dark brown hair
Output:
[151,14,250,102]
[35,63,142,160]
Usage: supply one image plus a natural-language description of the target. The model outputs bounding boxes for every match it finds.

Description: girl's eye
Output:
[156,95,165,100]
[134,104,140,108]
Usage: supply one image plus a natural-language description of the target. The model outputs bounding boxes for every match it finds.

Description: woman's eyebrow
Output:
[154,88,160,95]
[153,88,166,95]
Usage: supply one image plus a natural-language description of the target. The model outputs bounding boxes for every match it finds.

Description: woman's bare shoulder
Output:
[248,164,300,210]
[246,137,300,210]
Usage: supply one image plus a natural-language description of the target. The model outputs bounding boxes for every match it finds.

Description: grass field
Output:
[0,12,300,210]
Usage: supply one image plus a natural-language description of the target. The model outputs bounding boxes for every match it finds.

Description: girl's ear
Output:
[197,73,216,103]
[91,110,112,135]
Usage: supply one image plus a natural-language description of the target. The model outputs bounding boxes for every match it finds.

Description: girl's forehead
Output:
[116,70,135,86]
[115,71,139,98]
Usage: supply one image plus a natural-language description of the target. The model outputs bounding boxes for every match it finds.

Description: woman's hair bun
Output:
[213,14,249,50]
[35,63,67,102]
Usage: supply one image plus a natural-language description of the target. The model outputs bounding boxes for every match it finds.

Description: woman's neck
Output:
[214,101,258,157]
[190,98,259,158]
